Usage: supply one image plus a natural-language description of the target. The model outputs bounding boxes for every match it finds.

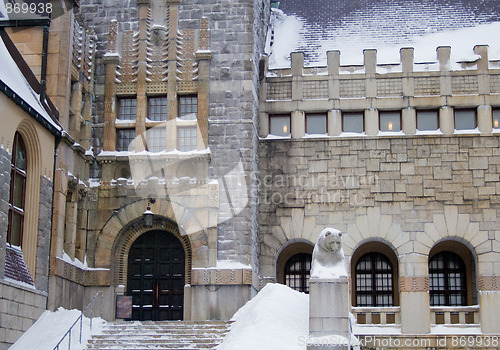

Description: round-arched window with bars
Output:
[429,251,467,306]
[355,252,394,307]
[284,253,311,293]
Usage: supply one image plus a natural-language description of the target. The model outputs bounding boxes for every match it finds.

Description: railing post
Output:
[79,314,83,344]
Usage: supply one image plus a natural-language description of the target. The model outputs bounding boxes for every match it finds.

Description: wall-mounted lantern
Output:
[143,198,155,228]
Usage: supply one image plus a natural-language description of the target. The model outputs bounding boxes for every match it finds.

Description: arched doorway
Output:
[127,230,185,321]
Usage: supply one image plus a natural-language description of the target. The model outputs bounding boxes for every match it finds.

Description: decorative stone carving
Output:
[310,228,348,279]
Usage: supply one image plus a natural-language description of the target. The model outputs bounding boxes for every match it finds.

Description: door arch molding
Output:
[112,215,192,287]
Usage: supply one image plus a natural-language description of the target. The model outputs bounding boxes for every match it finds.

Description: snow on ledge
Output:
[58,252,109,271]
[192,260,252,270]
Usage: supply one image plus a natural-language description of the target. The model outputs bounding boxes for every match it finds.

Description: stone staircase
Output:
[86,320,232,350]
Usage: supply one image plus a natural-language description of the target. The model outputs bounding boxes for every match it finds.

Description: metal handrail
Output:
[53,291,104,350]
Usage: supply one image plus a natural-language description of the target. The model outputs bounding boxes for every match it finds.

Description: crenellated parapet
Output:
[260,45,500,138]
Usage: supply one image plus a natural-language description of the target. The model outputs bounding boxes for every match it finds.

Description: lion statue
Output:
[310,228,348,279]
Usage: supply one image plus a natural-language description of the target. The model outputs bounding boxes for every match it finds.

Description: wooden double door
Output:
[127,230,185,321]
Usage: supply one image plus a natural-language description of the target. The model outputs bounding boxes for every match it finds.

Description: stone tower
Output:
[67,0,270,320]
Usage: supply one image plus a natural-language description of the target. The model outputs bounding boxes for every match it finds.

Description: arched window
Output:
[284,253,311,293]
[355,252,394,307]
[429,251,467,306]
[7,133,27,247]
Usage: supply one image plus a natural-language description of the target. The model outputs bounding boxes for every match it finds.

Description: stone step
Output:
[86,320,232,350]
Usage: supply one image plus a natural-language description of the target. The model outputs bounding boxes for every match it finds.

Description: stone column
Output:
[365,108,379,136]
[135,0,150,152]
[478,253,500,334]
[438,46,452,97]
[102,20,120,152]
[439,106,454,135]
[166,2,179,151]
[309,278,350,340]
[291,52,304,101]
[402,107,416,135]
[475,45,490,96]
[400,47,414,97]
[364,49,377,98]
[328,109,342,136]
[63,200,77,259]
[196,17,211,150]
[291,110,305,138]
[327,51,340,99]
[399,254,430,334]
[477,105,493,134]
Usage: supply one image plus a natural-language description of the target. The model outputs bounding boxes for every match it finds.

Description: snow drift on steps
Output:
[10,307,105,350]
[217,283,309,350]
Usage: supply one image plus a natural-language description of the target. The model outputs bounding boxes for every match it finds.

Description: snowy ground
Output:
[10,308,105,350]
[12,283,482,349]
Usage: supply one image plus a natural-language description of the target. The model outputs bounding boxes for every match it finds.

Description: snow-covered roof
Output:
[266,0,500,68]
[0,31,61,133]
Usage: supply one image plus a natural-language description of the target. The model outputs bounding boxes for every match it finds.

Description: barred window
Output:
[7,133,27,247]
[179,96,197,120]
[118,98,137,120]
[148,97,167,121]
[284,253,311,293]
[117,129,136,151]
[355,252,394,307]
[177,126,197,152]
[429,251,467,306]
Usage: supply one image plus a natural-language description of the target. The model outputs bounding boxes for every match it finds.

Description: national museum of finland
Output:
[1,0,500,347]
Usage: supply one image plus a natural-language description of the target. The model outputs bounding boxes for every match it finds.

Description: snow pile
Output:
[217,283,309,350]
[10,308,105,350]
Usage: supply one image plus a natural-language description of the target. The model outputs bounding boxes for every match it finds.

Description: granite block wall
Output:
[258,135,500,278]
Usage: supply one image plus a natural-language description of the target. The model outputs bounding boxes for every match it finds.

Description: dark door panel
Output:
[127,230,185,321]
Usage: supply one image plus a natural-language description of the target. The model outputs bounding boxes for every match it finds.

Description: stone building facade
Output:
[0,27,61,348]
[258,48,500,336]
[2,0,500,346]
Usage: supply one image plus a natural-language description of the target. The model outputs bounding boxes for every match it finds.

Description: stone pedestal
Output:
[308,278,350,350]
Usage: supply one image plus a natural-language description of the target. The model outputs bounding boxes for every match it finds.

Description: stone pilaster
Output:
[102,20,120,151]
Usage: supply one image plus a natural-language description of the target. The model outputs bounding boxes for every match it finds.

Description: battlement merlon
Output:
[263,45,499,77]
